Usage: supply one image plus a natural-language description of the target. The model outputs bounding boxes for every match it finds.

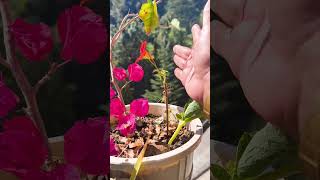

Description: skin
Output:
[173,0,210,103]
[175,0,320,140]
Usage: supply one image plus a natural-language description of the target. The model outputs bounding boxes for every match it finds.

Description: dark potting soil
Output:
[111,114,194,158]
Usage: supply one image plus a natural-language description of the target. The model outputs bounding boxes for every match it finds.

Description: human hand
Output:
[173,0,210,103]
[213,0,320,138]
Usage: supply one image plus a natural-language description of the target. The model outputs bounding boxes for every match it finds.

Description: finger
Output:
[202,0,210,32]
[174,68,186,86]
[213,0,245,27]
[173,45,191,59]
[173,55,187,69]
[192,24,201,45]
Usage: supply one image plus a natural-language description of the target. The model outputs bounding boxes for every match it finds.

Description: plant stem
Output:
[164,78,169,142]
[0,0,51,160]
[168,121,186,145]
[34,60,71,93]
[110,61,124,104]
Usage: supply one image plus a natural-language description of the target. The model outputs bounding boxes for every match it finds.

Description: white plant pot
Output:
[110,103,203,180]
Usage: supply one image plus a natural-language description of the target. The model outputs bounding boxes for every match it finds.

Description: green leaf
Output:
[130,139,149,180]
[176,112,183,120]
[183,100,202,122]
[237,124,289,178]
[236,133,252,166]
[138,0,159,35]
[211,164,231,180]
[225,161,237,178]
[170,18,180,30]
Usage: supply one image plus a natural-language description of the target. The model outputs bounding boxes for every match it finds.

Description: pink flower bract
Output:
[109,137,118,156]
[0,116,48,177]
[113,67,127,81]
[9,19,53,61]
[0,81,19,118]
[117,113,136,137]
[128,63,144,82]
[110,85,116,99]
[110,98,125,117]
[130,98,149,117]
[57,5,107,64]
[64,117,108,175]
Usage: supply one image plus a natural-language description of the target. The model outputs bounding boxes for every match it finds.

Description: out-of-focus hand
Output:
[213,0,320,138]
[173,0,210,103]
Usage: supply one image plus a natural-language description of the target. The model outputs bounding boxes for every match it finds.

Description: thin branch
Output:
[34,60,71,93]
[111,15,139,47]
[0,0,51,160]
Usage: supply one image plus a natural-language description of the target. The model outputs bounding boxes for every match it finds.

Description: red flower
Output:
[57,6,107,64]
[130,98,149,117]
[0,116,48,177]
[128,63,144,82]
[64,117,108,175]
[0,81,19,118]
[113,67,127,81]
[117,113,136,137]
[9,19,53,61]
[135,41,154,63]
[110,98,125,117]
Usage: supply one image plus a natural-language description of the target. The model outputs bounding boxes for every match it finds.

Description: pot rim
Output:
[110,103,203,166]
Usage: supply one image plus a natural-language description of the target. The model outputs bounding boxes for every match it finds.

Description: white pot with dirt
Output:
[110,103,203,180]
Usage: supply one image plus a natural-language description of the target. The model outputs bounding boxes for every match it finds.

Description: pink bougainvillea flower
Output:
[0,81,19,118]
[113,67,127,81]
[9,19,53,61]
[135,41,154,63]
[110,137,118,156]
[110,97,125,117]
[110,85,116,99]
[128,63,144,82]
[57,5,107,64]
[64,117,108,175]
[117,113,136,136]
[0,116,48,177]
[130,98,149,117]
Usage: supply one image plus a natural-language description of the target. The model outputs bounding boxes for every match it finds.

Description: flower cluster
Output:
[0,3,108,179]
[110,41,152,156]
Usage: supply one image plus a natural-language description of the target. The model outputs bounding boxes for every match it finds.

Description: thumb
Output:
[192,24,201,45]
[202,0,210,33]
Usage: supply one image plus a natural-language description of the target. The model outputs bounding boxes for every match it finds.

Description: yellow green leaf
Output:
[138,0,159,35]
[130,137,149,180]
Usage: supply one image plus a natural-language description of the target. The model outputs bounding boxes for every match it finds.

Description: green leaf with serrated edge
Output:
[138,0,159,35]
[211,164,231,180]
[237,123,289,178]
